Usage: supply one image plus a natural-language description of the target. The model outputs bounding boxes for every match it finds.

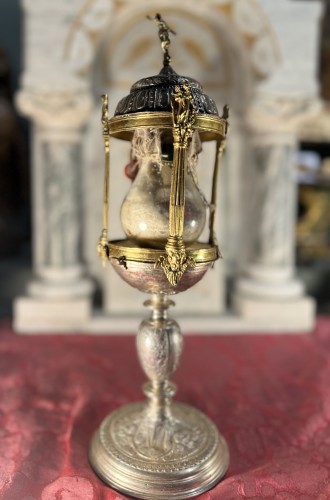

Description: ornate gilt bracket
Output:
[156,236,196,286]
[171,84,196,146]
[97,228,109,268]
[156,85,196,286]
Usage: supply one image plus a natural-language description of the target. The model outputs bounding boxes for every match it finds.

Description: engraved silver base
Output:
[89,400,229,499]
[89,295,229,498]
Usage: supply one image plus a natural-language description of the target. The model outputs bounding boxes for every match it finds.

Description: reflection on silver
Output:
[89,295,229,499]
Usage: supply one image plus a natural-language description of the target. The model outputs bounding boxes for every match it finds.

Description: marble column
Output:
[233,96,316,330]
[14,84,94,332]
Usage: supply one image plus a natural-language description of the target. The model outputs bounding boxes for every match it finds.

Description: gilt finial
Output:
[147,13,176,66]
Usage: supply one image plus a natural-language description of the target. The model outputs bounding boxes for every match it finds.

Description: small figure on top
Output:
[147,13,176,66]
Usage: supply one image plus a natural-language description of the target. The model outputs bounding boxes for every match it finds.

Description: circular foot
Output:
[89,402,229,499]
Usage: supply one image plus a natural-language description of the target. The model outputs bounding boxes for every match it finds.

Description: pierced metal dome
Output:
[114,65,219,117]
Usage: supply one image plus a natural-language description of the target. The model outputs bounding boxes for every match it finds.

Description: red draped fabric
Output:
[1,318,330,499]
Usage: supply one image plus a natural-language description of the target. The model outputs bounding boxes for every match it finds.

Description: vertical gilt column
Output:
[233,96,316,330]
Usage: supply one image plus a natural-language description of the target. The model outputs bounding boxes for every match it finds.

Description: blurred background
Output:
[0,0,31,317]
[0,0,329,331]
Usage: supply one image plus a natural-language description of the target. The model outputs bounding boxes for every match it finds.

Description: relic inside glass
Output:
[121,129,207,248]
[89,13,230,499]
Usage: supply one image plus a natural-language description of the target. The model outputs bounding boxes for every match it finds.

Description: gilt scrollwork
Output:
[97,228,110,268]
[156,238,196,287]
[156,84,197,286]
[171,84,196,147]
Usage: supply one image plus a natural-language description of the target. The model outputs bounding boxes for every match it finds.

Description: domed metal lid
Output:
[114,64,219,117]
[110,14,228,142]
[114,14,219,118]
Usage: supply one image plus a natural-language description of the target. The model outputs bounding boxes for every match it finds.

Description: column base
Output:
[13,267,94,333]
[14,295,92,333]
[233,287,315,330]
[89,401,229,500]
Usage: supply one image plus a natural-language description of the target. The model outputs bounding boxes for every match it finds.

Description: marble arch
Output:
[66,0,279,112]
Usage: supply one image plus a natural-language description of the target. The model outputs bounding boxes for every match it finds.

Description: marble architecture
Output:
[14,0,322,333]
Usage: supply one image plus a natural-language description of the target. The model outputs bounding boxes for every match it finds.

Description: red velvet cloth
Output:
[1,318,330,500]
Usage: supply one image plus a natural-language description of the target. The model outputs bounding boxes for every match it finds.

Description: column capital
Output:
[298,102,330,143]
[16,83,93,130]
[246,94,320,141]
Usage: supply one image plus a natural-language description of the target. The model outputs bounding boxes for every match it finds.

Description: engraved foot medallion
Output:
[89,401,229,499]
